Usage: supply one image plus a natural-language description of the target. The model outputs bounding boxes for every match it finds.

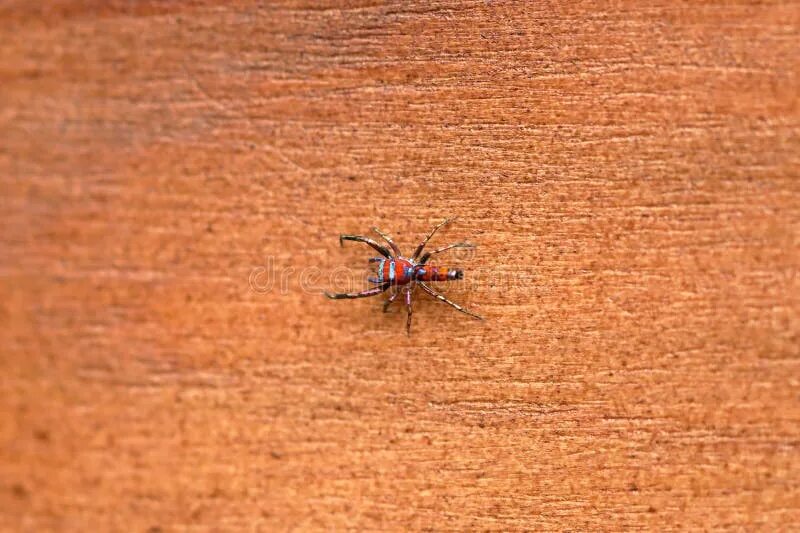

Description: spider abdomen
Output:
[414,266,464,282]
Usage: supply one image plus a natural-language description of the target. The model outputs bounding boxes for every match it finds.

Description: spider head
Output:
[448,269,464,280]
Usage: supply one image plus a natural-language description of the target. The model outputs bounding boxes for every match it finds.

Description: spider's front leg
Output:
[372,227,402,257]
[339,234,392,258]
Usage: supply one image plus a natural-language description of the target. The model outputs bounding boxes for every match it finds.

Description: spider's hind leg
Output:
[324,284,389,299]
[418,281,482,320]
[419,242,475,264]
[404,286,414,335]
[412,218,456,261]
[383,288,400,312]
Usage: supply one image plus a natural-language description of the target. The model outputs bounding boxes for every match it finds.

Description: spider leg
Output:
[418,281,482,320]
[372,227,402,257]
[419,242,475,264]
[412,217,456,261]
[324,283,389,299]
[383,288,401,312]
[404,285,414,335]
[339,235,392,258]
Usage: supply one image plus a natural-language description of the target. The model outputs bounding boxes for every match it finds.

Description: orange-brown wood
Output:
[1,1,799,530]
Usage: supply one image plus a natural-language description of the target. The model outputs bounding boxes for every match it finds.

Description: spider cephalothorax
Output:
[324,218,482,334]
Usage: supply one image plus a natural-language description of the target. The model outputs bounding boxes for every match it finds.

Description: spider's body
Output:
[324,218,482,334]
[369,257,463,286]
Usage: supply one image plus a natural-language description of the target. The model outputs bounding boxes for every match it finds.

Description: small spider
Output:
[324,218,483,334]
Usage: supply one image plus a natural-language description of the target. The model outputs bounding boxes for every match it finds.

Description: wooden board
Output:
[1,1,799,530]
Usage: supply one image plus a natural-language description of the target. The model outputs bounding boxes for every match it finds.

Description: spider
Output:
[324,218,483,334]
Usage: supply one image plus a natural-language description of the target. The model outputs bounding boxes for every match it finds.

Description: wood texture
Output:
[1,1,799,530]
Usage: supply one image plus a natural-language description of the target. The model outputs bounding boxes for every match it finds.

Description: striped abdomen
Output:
[415,266,464,282]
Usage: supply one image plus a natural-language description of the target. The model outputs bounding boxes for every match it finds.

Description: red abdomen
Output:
[416,266,457,282]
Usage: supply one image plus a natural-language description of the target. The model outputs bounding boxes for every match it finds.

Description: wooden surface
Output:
[2,1,799,531]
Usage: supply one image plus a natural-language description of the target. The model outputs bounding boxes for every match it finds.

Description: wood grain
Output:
[1,1,799,530]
